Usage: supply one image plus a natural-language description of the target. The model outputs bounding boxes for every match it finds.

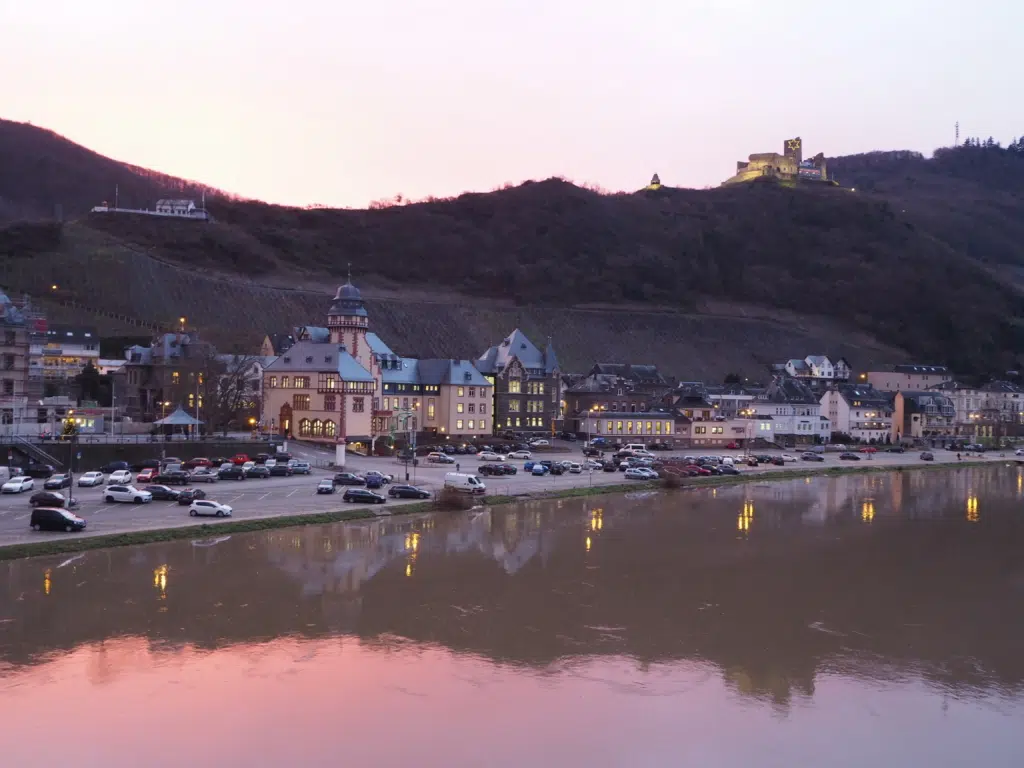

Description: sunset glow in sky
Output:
[2,0,1021,207]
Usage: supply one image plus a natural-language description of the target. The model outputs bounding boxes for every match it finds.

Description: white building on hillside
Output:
[782,355,851,381]
[820,385,894,443]
[750,377,831,444]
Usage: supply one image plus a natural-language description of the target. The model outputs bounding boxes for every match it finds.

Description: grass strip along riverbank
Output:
[0,459,998,562]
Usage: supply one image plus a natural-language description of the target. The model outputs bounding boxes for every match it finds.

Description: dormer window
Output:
[325,356,332,363]
[283,357,291,364]
[305,356,313,364]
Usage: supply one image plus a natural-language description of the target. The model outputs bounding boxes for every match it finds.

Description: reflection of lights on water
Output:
[585,536,592,553]
[737,500,754,532]
[153,564,168,597]
[405,563,412,577]
[967,495,979,523]
[805,477,811,485]
[1018,473,1022,497]
[712,488,717,498]
[43,568,52,596]
[404,532,420,552]
[861,500,875,524]
[590,508,603,532]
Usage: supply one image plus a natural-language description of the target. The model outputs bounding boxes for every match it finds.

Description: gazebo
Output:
[154,407,204,438]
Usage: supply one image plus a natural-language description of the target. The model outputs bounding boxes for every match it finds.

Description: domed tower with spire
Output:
[327,267,373,371]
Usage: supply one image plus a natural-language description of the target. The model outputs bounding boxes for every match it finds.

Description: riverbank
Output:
[0,459,1000,561]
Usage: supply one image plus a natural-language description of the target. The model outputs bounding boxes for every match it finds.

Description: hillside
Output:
[0,118,230,222]
[2,120,1024,377]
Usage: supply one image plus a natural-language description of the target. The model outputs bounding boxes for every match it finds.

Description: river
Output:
[2,466,1024,766]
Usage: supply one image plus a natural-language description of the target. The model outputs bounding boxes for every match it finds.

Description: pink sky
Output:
[2,0,1021,207]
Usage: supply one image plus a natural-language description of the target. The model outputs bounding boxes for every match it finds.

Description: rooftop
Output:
[264,340,374,382]
[892,364,950,375]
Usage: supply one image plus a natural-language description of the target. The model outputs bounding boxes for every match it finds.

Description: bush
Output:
[435,486,475,511]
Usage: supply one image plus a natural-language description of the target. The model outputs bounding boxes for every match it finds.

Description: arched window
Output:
[298,419,311,437]
[311,419,324,437]
[324,420,336,438]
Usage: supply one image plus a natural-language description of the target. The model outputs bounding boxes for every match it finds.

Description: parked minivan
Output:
[30,507,87,532]
[444,472,487,494]
[427,452,455,464]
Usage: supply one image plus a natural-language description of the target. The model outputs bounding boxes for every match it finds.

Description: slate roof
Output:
[590,363,665,384]
[787,359,810,373]
[264,340,374,382]
[44,325,98,344]
[477,328,557,375]
[893,364,949,375]
[897,390,956,412]
[764,376,819,404]
[365,333,395,357]
[419,359,491,387]
[265,332,296,355]
[837,385,893,409]
[805,355,829,367]
[328,281,368,318]
[297,326,330,343]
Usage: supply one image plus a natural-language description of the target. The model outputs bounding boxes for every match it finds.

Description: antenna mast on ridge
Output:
[955,121,960,147]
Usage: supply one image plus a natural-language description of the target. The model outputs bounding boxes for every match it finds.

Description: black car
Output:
[479,464,508,476]
[333,473,366,486]
[154,470,192,485]
[920,452,935,461]
[602,462,619,472]
[43,473,72,489]
[99,461,130,475]
[442,445,456,454]
[275,452,293,462]
[254,453,272,464]
[29,490,73,508]
[839,452,861,461]
[886,446,906,453]
[144,485,181,501]
[719,466,741,475]
[388,485,431,499]
[177,488,208,505]
[218,466,247,481]
[268,464,293,477]
[558,431,578,442]
[800,453,825,462]
[770,457,785,466]
[130,458,163,472]
[245,466,271,479]
[24,464,55,479]
[342,488,386,504]
[30,507,86,532]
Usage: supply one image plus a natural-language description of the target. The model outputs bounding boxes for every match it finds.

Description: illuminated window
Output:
[508,381,521,394]
[456,419,464,430]
[311,419,324,437]
[298,418,311,437]
[479,419,486,431]
[293,394,310,410]
[172,371,180,384]
[281,376,290,388]
[269,376,277,388]
[294,376,310,388]
[457,403,464,414]
[468,420,475,430]
[646,421,652,433]
[627,421,634,434]
[324,420,336,438]
[655,421,662,434]
[427,399,435,420]
[457,387,465,397]
[508,401,521,413]
[616,421,623,433]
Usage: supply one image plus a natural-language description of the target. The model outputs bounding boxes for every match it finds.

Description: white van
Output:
[624,443,647,453]
[444,473,487,494]
[0,466,14,484]
[721,457,734,467]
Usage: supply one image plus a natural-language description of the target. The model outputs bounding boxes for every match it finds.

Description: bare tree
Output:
[195,351,260,435]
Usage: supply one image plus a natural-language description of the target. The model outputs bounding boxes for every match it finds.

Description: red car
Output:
[184,457,213,469]
[136,468,157,483]
[726,442,739,450]
[231,454,250,465]
[684,464,712,476]
[859,446,878,454]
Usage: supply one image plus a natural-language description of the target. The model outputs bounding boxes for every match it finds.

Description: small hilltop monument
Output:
[643,173,662,191]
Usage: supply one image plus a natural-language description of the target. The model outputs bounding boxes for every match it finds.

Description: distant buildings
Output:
[723,137,831,185]
[476,329,561,436]
[865,365,953,392]
[36,325,99,380]
[820,385,893,443]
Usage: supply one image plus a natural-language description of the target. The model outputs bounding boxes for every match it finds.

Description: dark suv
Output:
[30,507,86,532]
[154,470,192,485]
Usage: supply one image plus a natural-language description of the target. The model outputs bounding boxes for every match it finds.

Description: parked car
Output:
[290,461,312,475]
[154,470,192,485]
[43,473,72,490]
[839,452,861,461]
[365,470,393,485]
[23,464,55,479]
[886,446,906,453]
[601,462,619,472]
[725,442,739,450]
[99,461,130,475]
[528,439,550,447]
[770,457,785,466]
[859,446,879,454]
[144,485,180,501]
[2,477,34,494]
[190,469,220,483]
[920,451,935,461]
[584,460,603,470]
[136,468,158,483]
[508,450,532,460]
[719,465,741,475]
[30,507,87,532]
[77,471,105,487]
[333,473,366,486]
[268,464,293,477]
[316,479,336,494]
[388,484,430,499]
[427,452,455,464]
[177,488,207,505]
[104,485,152,504]
[800,452,825,462]
[567,462,583,474]
[107,470,133,484]
[183,457,213,470]
[342,488,387,504]
[245,466,271,479]
[531,464,549,476]
[130,458,163,472]
[189,500,233,517]
[780,454,797,463]
[625,467,651,480]
[444,473,487,494]
[477,451,506,462]
[230,454,250,465]
[218,465,247,481]
[30,490,73,508]
[254,453,273,465]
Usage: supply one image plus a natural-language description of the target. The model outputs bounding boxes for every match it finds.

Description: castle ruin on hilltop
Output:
[722,137,831,185]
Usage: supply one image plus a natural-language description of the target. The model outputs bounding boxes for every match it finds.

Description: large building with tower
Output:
[722,137,830,185]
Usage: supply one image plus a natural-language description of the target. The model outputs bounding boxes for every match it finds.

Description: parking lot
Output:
[0,441,1005,547]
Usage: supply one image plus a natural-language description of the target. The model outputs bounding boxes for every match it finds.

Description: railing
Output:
[6,435,64,468]
[8,434,273,446]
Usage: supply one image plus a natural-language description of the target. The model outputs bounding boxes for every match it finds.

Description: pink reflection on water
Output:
[2,637,1023,767]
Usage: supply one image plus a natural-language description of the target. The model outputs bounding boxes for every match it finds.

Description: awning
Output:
[154,407,204,426]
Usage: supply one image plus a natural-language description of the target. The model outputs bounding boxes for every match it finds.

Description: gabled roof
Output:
[419,360,492,387]
[805,355,830,367]
[787,359,811,373]
[296,326,330,343]
[544,338,560,374]
[765,376,819,404]
[154,406,202,426]
[264,340,374,382]
[477,328,545,374]
[365,332,395,357]
[265,332,296,355]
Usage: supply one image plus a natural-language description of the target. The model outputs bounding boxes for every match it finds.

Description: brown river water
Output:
[2,466,1024,767]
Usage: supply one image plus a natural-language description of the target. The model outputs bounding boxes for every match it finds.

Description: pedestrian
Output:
[957,453,961,461]
[456,462,460,472]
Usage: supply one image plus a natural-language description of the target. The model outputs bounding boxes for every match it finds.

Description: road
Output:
[0,441,1007,548]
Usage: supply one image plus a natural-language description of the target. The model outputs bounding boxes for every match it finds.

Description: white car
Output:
[241,461,256,472]
[567,462,583,474]
[107,470,132,484]
[508,450,532,460]
[625,468,651,480]
[78,471,105,487]
[104,485,152,504]
[1015,448,1024,457]
[584,460,603,470]
[2,477,34,494]
[477,451,506,462]
[529,439,550,447]
[780,454,798,463]
[265,458,277,468]
[220,462,234,471]
[189,500,233,517]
